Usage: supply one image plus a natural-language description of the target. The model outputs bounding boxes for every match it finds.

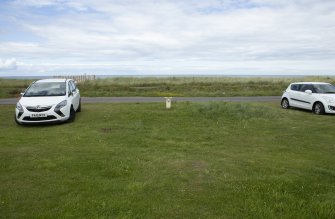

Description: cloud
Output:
[0,58,17,70]
[1,0,335,75]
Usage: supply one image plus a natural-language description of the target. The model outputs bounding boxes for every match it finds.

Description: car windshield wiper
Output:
[325,92,335,94]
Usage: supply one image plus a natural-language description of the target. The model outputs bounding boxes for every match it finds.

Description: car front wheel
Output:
[68,106,76,122]
[281,98,290,109]
[313,102,325,115]
[76,99,81,112]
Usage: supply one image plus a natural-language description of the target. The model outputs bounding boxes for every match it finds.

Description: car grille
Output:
[26,106,52,112]
[22,116,57,121]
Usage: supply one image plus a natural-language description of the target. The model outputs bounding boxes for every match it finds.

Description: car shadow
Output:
[287,106,335,116]
[16,121,68,127]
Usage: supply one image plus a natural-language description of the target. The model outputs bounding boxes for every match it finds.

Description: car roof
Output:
[34,78,69,83]
[291,82,330,85]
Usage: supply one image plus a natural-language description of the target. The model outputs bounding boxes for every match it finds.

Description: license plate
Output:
[30,114,47,118]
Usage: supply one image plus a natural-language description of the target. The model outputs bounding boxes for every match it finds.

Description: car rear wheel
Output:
[313,102,325,115]
[281,98,290,109]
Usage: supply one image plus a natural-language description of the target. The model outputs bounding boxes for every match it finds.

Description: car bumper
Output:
[15,106,70,124]
[325,105,335,114]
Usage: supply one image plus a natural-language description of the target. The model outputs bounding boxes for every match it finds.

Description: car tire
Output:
[76,99,81,112]
[68,106,76,122]
[313,102,325,115]
[281,98,290,109]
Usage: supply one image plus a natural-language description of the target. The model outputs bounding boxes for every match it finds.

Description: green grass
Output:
[0,102,335,218]
[2,76,335,98]
[0,79,34,98]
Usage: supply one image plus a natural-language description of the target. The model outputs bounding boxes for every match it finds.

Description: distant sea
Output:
[0,74,323,80]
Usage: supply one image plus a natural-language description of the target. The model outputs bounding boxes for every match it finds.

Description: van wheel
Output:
[68,106,76,122]
[313,102,325,115]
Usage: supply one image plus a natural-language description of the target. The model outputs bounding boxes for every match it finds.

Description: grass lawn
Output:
[0,102,335,218]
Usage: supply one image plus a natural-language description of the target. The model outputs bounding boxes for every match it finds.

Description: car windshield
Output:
[24,82,66,97]
[313,84,335,94]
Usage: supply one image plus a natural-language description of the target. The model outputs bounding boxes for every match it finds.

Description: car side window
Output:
[71,81,77,91]
[291,84,300,91]
[68,83,72,94]
[299,84,313,92]
[69,81,76,92]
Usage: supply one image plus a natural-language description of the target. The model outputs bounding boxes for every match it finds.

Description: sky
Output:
[0,0,335,76]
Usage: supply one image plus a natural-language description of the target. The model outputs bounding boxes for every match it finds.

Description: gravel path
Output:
[0,96,281,105]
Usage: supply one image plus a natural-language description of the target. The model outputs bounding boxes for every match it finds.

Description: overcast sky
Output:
[0,0,335,76]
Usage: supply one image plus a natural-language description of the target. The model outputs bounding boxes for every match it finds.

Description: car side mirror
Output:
[68,91,73,97]
[20,93,24,96]
[305,90,312,94]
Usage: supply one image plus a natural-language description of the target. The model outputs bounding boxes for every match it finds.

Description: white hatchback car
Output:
[15,79,81,124]
[281,82,335,115]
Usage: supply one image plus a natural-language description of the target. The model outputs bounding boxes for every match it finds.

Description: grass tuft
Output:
[195,102,279,122]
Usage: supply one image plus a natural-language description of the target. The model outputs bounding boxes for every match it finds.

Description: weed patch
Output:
[2,76,335,98]
[195,102,279,121]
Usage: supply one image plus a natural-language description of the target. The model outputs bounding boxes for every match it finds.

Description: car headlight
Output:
[16,102,24,112]
[16,102,24,119]
[55,100,67,110]
[54,100,67,117]
[322,96,335,103]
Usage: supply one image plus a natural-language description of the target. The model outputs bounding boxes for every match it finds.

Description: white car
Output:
[15,79,81,124]
[281,82,335,115]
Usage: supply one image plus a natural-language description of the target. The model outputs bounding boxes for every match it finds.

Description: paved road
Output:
[0,96,281,105]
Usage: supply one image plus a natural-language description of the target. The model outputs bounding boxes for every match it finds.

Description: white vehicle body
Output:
[15,79,81,124]
[281,82,335,114]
